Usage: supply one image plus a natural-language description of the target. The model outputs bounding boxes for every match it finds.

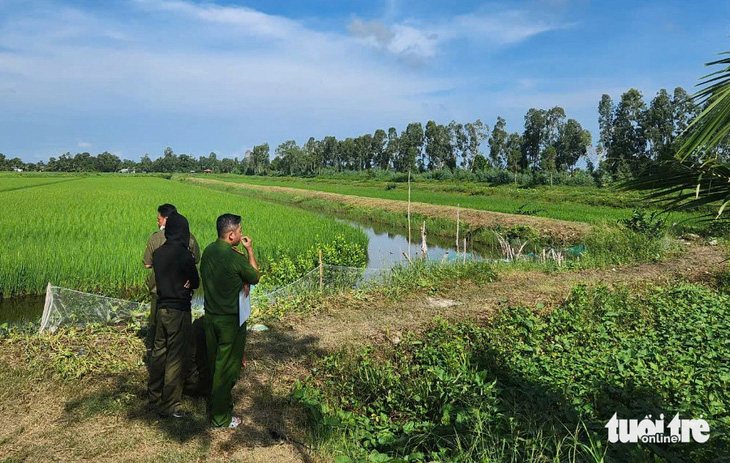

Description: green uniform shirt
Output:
[144,229,201,294]
[200,239,259,316]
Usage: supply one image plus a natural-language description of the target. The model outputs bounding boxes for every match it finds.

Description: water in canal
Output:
[0,216,493,325]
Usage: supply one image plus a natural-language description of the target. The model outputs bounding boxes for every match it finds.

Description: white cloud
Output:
[0,0,450,116]
[451,10,570,45]
[0,0,598,160]
[347,7,571,62]
[134,0,301,40]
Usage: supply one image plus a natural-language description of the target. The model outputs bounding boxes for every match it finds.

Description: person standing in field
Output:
[200,213,260,429]
[148,212,200,418]
[143,204,200,352]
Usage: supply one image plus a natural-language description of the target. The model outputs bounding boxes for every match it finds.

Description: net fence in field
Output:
[39,264,394,333]
[40,284,151,333]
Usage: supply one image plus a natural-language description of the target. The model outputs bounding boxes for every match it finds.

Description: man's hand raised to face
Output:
[241,236,253,251]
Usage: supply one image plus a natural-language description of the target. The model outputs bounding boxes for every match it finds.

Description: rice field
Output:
[0,175,367,298]
[0,174,80,193]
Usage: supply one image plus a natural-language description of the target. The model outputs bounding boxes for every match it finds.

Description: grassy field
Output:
[202,174,707,227]
[0,174,367,299]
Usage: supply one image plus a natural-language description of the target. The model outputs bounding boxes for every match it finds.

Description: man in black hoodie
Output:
[147,212,199,418]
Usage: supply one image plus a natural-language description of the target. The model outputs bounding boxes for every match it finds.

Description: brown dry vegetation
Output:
[0,239,725,462]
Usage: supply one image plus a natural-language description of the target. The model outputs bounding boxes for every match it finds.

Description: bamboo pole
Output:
[456,204,460,253]
[407,170,411,260]
[319,249,323,290]
[420,221,427,260]
[463,238,467,263]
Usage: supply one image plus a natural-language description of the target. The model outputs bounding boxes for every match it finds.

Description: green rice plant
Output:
[0,173,80,192]
[0,175,367,298]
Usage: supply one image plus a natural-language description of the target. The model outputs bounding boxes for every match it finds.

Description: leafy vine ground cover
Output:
[295,284,730,462]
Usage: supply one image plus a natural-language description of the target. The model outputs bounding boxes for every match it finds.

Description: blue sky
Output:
[1,0,729,163]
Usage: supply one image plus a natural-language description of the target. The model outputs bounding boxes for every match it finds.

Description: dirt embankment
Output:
[189,178,593,242]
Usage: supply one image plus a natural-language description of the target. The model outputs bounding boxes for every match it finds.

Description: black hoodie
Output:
[153,213,200,311]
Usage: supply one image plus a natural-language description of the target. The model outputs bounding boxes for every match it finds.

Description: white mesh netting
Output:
[40,283,151,333]
[40,264,393,333]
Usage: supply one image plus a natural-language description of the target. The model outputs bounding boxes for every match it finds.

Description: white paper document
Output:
[239,286,252,326]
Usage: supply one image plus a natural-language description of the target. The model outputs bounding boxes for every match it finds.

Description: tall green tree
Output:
[447,120,467,168]
[321,136,339,170]
[95,152,122,172]
[521,108,547,170]
[489,116,508,168]
[556,119,591,171]
[425,121,453,169]
[644,89,675,160]
[251,143,270,174]
[395,122,423,172]
[177,154,198,172]
[385,127,399,170]
[274,140,304,175]
[608,88,648,173]
[672,87,699,135]
[354,134,373,170]
[372,129,388,170]
[627,49,730,219]
[541,146,557,185]
[506,132,523,184]
[598,94,614,156]
[139,154,153,172]
[464,119,488,170]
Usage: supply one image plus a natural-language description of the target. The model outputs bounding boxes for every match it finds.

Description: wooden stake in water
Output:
[319,249,323,290]
[456,204,460,253]
[420,221,427,260]
[408,170,412,260]
[463,238,467,263]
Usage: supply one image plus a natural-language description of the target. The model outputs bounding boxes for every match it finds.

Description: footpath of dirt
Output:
[189,177,593,242]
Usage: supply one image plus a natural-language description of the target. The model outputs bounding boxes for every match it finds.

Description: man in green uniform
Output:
[143,204,200,350]
[200,213,260,429]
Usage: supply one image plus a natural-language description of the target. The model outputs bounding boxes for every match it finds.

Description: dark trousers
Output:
[205,314,247,427]
[148,307,191,416]
[145,295,158,349]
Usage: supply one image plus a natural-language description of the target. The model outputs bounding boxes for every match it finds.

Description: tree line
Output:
[1,86,707,185]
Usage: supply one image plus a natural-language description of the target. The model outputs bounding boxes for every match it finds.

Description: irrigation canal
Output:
[0,215,489,326]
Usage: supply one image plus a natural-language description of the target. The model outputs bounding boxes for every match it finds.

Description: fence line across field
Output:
[39,263,399,333]
[39,239,582,334]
